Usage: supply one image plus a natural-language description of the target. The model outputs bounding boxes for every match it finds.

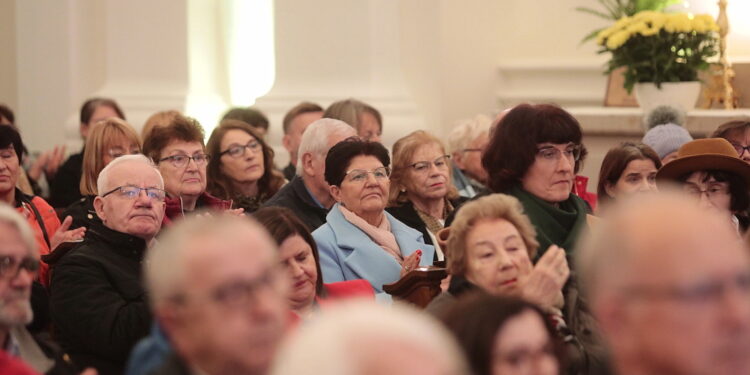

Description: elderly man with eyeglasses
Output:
[144,214,289,375]
[578,191,750,375]
[0,205,91,374]
[49,154,166,375]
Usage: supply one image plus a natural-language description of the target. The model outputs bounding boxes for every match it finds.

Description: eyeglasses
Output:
[730,143,750,157]
[536,144,581,163]
[107,147,141,159]
[219,141,261,158]
[683,183,729,200]
[0,255,39,280]
[158,153,209,168]
[344,166,390,183]
[623,271,750,306]
[171,269,281,310]
[408,155,451,174]
[102,185,167,201]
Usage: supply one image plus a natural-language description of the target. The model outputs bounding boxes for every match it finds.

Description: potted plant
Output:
[595,10,719,110]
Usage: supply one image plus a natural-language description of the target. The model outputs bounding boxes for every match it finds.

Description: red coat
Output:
[318,279,375,306]
[16,194,61,287]
[0,350,40,375]
[572,175,597,212]
[289,279,374,326]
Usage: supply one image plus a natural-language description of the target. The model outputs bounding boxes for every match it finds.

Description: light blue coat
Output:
[313,204,435,301]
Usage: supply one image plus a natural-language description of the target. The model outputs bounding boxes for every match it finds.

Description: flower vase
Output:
[633,81,702,113]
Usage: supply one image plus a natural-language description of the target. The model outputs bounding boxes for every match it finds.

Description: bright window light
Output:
[222,0,276,106]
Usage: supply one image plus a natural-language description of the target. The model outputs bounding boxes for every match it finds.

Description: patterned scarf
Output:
[339,205,403,263]
[415,199,454,236]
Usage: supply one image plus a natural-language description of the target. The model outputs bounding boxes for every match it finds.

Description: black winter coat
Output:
[49,221,152,375]
[261,175,329,231]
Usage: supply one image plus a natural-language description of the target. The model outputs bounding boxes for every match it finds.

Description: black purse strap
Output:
[20,193,52,250]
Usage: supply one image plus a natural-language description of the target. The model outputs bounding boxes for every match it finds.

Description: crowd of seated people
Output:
[1,97,750,375]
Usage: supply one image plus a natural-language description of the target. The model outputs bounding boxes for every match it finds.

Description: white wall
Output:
[5,0,750,162]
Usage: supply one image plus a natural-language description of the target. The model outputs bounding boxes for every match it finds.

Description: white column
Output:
[255,0,423,164]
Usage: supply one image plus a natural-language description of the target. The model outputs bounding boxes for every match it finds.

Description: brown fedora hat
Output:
[656,138,750,185]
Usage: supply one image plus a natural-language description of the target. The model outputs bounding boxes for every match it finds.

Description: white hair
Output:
[295,118,357,176]
[447,115,492,154]
[96,154,164,196]
[145,214,273,309]
[0,204,37,257]
[270,300,469,375]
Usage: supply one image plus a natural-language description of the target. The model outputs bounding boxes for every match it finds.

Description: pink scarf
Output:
[339,205,403,264]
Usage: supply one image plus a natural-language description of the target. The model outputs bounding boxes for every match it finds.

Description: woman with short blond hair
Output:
[62,118,141,230]
[387,130,466,261]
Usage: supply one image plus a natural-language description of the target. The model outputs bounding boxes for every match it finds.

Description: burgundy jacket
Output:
[162,192,232,226]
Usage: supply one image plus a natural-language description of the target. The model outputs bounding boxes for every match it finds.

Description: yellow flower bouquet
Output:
[597,10,719,93]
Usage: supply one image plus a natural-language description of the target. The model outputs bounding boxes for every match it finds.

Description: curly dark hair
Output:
[324,139,390,187]
[482,103,587,192]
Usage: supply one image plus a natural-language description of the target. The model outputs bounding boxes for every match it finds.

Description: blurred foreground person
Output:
[0,206,82,374]
[578,191,750,375]
[145,214,289,375]
[270,300,469,375]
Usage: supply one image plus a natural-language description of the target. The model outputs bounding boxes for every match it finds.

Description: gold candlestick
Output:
[717,0,736,109]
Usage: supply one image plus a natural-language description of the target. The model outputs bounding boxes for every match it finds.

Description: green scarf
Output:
[508,185,588,260]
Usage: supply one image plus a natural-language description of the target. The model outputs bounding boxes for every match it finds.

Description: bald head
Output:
[578,191,750,375]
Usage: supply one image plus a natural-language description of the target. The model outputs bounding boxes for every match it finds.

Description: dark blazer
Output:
[262,175,329,231]
[48,151,84,209]
[49,222,152,375]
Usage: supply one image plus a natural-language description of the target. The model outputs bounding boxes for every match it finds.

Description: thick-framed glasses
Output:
[730,143,750,157]
[158,153,209,168]
[344,166,391,183]
[683,183,729,200]
[220,141,261,158]
[107,147,141,159]
[536,144,581,163]
[102,185,167,201]
[409,155,451,174]
[0,255,39,280]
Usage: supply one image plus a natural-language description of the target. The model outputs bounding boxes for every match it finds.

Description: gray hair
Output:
[145,214,274,309]
[270,300,469,375]
[447,115,492,154]
[0,204,37,257]
[296,118,357,176]
[96,154,164,195]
